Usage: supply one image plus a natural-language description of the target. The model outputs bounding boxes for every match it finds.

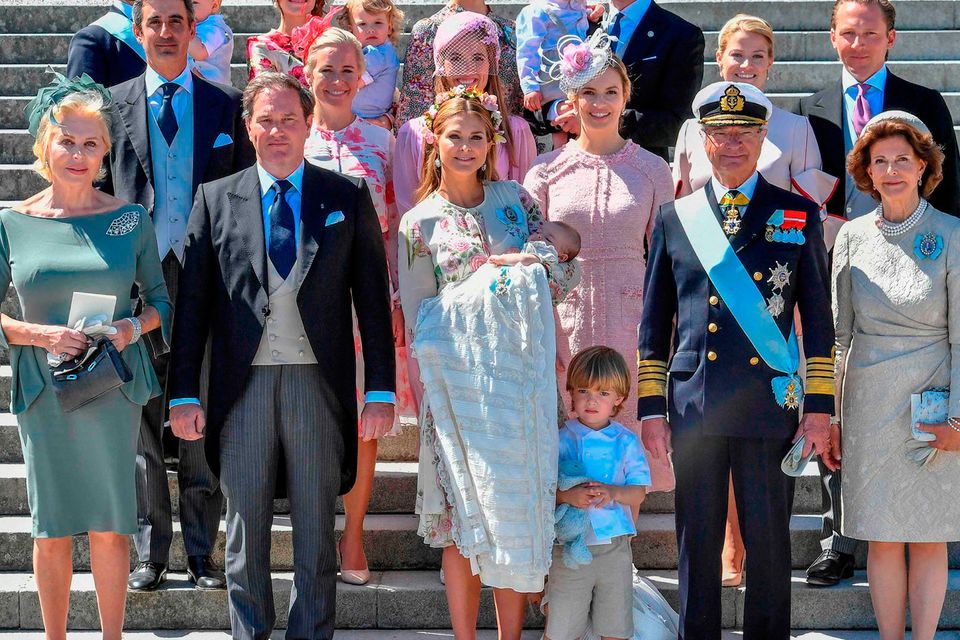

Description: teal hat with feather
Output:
[24,69,112,138]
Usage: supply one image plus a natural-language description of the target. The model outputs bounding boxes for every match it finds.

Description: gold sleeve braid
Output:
[805,355,835,396]
[637,357,668,398]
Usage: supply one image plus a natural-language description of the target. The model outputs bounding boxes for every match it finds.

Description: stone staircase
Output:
[1,1,960,637]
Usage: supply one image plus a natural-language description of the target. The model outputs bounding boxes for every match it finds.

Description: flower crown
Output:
[25,69,112,137]
[546,30,618,94]
[422,85,507,145]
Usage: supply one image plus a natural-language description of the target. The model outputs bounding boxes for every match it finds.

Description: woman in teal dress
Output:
[0,76,171,639]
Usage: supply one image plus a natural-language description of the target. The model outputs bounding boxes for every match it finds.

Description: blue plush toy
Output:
[555,459,595,569]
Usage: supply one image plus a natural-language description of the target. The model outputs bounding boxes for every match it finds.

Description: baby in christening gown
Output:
[488,219,582,269]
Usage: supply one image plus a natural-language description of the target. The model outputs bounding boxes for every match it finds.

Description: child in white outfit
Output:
[189,0,234,85]
[547,346,651,640]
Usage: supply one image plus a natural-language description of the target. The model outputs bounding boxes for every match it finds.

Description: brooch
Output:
[106,210,140,236]
[767,261,792,292]
[766,292,785,318]
[765,209,807,245]
[496,205,526,240]
[489,267,512,297]
[914,232,943,260]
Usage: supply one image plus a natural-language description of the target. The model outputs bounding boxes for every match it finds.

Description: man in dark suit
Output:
[799,0,959,587]
[606,0,704,160]
[800,0,959,221]
[67,0,147,86]
[168,72,396,640]
[638,82,840,639]
[102,0,255,593]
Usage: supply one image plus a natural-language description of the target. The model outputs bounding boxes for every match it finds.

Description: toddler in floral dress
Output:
[338,0,403,129]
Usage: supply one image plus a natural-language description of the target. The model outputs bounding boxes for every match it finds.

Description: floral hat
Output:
[547,29,619,94]
[422,85,507,145]
[433,11,501,78]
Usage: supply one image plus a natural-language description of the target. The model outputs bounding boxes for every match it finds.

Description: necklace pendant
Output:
[723,210,742,235]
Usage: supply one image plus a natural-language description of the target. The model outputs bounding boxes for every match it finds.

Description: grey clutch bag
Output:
[781,436,816,477]
[50,337,132,413]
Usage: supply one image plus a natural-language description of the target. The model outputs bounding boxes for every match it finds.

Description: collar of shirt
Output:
[841,64,887,94]
[112,0,133,18]
[566,418,622,440]
[145,63,194,97]
[258,162,305,251]
[711,171,760,205]
[609,0,652,56]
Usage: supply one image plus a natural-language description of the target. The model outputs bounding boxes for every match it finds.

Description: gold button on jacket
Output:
[749,357,759,365]
[707,351,718,361]
[709,295,719,305]
[708,323,718,333]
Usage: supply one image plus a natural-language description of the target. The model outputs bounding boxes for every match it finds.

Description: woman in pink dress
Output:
[394,11,536,215]
[246,0,339,87]
[302,28,416,585]
[524,31,676,492]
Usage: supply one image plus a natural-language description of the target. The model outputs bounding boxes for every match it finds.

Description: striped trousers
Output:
[220,364,343,640]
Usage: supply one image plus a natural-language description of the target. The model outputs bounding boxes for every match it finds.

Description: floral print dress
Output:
[395,3,524,128]
[304,117,416,421]
[397,180,579,547]
[246,11,342,87]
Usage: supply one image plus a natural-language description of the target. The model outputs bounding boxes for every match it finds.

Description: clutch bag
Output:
[50,337,132,413]
[781,435,816,477]
[911,388,948,442]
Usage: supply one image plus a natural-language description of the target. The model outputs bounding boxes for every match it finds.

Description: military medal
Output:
[782,378,801,409]
[767,262,792,292]
[766,293,785,318]
[722,207,742,235]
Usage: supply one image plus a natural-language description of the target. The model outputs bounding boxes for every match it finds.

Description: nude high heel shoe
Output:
[338,538,370,586]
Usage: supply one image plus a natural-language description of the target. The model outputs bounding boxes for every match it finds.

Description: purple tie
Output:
[852,83,872,138]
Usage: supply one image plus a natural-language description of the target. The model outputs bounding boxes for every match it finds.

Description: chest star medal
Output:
[767,262,792,292]
[722,207,742,235]
[766,292,785,318]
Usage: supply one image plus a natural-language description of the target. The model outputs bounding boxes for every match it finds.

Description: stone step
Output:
[5,28,960,67]
[3,0,960,32]
[0,511,944,573]
[1,568,960,630]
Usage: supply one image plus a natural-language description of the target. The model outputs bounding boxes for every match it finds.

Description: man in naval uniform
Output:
[637,82,841,639]
[67,0,147,87]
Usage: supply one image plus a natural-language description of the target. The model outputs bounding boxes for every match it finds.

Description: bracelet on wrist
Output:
[946,416,960,433]
[126,316,142,344]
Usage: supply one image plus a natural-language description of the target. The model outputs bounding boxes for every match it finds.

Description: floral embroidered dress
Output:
[304,117,416,420]
[396,2,523,128]
[247,11,341,87]
[398,180,578,588]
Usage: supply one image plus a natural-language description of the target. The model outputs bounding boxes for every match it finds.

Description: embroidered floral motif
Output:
[106,210,139,236]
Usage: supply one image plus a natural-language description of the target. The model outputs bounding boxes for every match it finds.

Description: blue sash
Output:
[93,11,146,62]
[674,188,803,409]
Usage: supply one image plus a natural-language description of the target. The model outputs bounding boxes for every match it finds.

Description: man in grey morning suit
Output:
[102,0,254,592]
[168,73,397,640]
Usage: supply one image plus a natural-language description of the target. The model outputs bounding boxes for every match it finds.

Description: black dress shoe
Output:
[128,561,167,591]
[187,555,227,590]
[806,550,855,587]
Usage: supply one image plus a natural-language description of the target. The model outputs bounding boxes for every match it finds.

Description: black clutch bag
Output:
[50,336,133,413]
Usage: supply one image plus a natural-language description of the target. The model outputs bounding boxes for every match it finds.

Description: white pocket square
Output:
[641,55,658,61]
[324,211,345,226]
[213,133,233,148]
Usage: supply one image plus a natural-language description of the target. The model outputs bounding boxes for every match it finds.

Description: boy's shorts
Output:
[544,535,634,640]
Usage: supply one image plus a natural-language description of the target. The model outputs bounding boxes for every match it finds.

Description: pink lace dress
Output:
[304,118,416,421]
[524,141,677,491]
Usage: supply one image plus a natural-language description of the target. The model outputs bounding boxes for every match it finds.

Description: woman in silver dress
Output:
[834,111,960,639]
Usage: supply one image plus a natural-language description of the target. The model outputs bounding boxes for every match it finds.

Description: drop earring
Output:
[435,157,441,169]
[481,163,487,171]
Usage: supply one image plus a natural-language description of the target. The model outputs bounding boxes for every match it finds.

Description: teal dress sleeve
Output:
[0,215,13,350]
[119,209,172,405]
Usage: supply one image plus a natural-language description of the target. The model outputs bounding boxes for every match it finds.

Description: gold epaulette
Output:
[805,355,835,396]
[637,357,668,397]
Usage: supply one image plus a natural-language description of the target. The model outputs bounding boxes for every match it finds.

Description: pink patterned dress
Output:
[304,117,416,421]
[524,141,677,491]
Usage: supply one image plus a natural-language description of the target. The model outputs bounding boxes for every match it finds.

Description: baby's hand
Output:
[524,91,543,112]
[559,484,597,509]
[587,3,606,22]
[555,100,575,117]
[488,253,540,266]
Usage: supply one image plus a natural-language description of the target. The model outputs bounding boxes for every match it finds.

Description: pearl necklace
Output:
[876,198,928,237]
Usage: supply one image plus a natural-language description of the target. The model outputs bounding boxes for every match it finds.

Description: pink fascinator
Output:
[547,30,618,94]
[433,11,501,77]
[291,6,343,61]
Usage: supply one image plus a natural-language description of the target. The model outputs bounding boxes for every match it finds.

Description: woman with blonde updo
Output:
[1,76,170,639]
[398,92,578,639]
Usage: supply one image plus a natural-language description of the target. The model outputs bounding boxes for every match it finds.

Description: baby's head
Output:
[338,0,404,47]
[531,220,581,262]
[566,346,630,424]
[192,0,221,22]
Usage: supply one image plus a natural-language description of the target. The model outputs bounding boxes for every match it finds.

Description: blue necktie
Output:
[269,180,296,279]
[157,82,179,146]
[608,11,624,44]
